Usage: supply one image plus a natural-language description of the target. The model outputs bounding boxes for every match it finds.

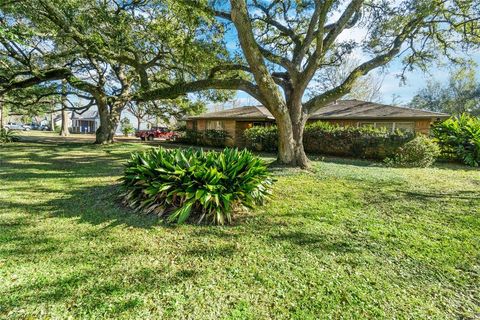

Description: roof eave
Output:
[185,116,274,121]
[309,115,450,120]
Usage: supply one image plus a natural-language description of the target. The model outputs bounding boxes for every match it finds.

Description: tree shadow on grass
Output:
[0,145,135,182]
[1,186,160,233]
[1,263,199,317]
[44,183,161,229]
[398,190,480,201]
[270,231,359,253]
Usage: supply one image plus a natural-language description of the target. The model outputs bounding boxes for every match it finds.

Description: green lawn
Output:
[1,137,479,319]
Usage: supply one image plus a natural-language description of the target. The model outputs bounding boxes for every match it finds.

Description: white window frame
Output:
[207,120,225,130]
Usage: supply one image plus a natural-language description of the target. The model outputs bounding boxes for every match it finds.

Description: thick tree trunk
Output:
[137,117,141,131]
[95,123,116,144]
[275,103,309,168]
[95,102,121,144]
[60,108,69,136]
[60,80,69,136]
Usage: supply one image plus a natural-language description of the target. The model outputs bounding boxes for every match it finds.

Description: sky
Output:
[211,55,477,111]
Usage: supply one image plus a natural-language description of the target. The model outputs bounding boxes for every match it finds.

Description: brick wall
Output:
[414,120,432,134]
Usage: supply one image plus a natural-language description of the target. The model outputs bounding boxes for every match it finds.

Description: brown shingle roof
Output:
[187,105,274,120]
[186,100,449,121]
[310,100,449,119]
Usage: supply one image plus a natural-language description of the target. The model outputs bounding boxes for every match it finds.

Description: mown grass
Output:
[0,137,479,319]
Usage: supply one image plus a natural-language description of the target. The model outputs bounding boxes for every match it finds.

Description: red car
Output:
[135,127,178,141]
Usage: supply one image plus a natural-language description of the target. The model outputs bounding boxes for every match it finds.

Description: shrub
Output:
[432,114,480,166]
[385,135,440,168]
[204,129,230,147]
[120,147,274,225]
[0,128,18,143]
[244,122,414,159]
[243,126,278,151]
[181,129,230,147]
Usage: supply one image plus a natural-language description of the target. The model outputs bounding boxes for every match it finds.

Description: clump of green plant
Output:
[120,118,135,136]
[120,147,274,225]
[0,128,18,143]
[432,114,480,166]
[385,135,440,168]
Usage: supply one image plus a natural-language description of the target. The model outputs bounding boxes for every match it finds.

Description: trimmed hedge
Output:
[182,129,230,147]
[244,122,415,160]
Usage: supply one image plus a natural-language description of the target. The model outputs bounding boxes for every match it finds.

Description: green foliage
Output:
[1,85,61,118]
[410,66,480,116]
[204,129,230,147]
[120,118,134,136]
[121,147,273,225]
[244,122,414,159]
[243,126,278,152]
[385,135,440,168]
[304,120,397,136]
[182,129,203,144]
[140,98,208,124]
[432,114,480,166]
[0,128,18,143]
[182,129,230,147]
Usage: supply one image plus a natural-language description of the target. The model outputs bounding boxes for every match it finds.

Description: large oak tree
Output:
[139,0,480,167]
[1,0,228,143]
[218,0,480,167]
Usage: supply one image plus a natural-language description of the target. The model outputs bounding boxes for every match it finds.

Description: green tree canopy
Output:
[411,66,480,116]
[0,0,230,143]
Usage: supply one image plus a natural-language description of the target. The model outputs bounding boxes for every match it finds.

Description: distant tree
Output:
[127,103,150,131]
[390,94,404,106]
[120,117,134,137]
[127,99,206,130]
[411,67,480,116]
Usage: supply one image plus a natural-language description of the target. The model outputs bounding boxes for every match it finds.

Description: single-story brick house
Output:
[185,99,449,147]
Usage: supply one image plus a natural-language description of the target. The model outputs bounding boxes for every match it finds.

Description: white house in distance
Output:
[71,109,100,133]
[70,108,155,134]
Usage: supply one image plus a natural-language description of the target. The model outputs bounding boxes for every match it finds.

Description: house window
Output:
[358,122,376,128]
[207,120,225,130]
[252,122,266,127]
[357,121,415,133]
[395,122,415,133]
[375,122,394,132]
[192,120,198,131]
